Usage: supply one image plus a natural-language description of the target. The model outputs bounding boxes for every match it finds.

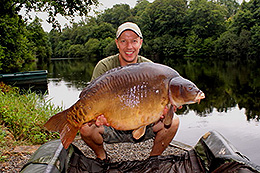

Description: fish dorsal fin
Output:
[132,126,146,140]
[163,105,174,128]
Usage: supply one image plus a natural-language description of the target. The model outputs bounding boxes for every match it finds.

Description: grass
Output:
[0,82,62,161]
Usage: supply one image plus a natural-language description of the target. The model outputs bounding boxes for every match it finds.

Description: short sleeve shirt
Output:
[91,54,152,81]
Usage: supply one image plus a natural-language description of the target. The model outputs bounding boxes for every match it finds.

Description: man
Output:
[80,22,180,161]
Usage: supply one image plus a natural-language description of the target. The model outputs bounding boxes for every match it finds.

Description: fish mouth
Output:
[195,91,205,104]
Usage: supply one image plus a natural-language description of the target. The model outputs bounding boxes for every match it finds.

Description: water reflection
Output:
[166,60,260,121]
[47,59,94,89]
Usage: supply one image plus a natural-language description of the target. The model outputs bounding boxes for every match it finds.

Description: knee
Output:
[80,124,91,138]
[172,115,180,130]
[152,115,179,134]
[166,115,180,134]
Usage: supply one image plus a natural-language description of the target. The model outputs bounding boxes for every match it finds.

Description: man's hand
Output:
[95,114,109,126]
[161,105,182,119]
[84,114,109,127]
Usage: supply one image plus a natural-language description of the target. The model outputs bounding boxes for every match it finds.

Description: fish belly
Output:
[88,81,169,130]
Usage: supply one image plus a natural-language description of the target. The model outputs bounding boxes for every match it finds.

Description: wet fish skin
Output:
[169,76,205,107]
[44,62,205,149]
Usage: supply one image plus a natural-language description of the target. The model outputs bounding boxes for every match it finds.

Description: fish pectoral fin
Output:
[163,105,174,128]
[132,126,146,140]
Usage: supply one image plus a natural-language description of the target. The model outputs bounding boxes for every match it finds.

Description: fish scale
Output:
[44,62,205,149]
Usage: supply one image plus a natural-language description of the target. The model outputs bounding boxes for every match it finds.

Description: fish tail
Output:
[44,110,79,149]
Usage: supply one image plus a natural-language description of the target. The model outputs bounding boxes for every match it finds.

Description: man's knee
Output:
[152,115,179,134]
[165,115,179,135]
[172,115,180,131]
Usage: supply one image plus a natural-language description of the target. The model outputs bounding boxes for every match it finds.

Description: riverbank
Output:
[1,138,185,172]
[0,82,62,171]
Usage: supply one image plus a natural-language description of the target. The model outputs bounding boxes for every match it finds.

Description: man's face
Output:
[115,30,143,65]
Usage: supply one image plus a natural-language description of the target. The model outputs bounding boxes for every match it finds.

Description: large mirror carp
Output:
[44,62,205,149]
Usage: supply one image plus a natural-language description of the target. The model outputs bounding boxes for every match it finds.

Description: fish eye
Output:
[188,86,193,90]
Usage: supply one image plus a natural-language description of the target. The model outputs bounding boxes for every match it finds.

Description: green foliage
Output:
[68,44,85,58]
[185,35,215,58]
[84,38,101,61]
[100,37,118,58]
[140,0,188,38]
[54,40,72,58]
[0,82,61,147]
[46,0,260,62]
[92,22,116,40]
[6,0,99,29]
[3,0,260,68]
[217,0,239,18]
[98,4,133,28]
[214,31,239,59]
[26,17,52,64]
[0,46,4,71]
[250,24,260,58]
[186,0,227,39]
[132,0,151,17]
[215,0,260,60]
[0,13,34,73]
[0,0,98,73]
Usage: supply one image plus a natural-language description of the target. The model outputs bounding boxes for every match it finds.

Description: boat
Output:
[0,70,48,92]
[20,131,260,172]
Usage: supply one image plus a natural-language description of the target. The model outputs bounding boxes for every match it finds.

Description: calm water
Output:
[45,59,260,165]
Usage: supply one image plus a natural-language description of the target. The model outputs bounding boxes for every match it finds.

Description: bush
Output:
[0,82,62,147]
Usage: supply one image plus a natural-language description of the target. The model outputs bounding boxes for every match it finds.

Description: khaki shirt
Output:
[91,54,152,81]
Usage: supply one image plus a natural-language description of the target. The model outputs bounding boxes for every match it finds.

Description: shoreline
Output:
[1,138,185,172]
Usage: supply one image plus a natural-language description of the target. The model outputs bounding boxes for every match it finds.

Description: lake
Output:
[44,59,260,166]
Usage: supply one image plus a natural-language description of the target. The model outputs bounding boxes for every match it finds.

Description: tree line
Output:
[1,0,260,73]
[0,0,98,73]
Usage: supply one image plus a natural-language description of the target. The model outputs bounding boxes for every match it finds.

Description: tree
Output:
[132,0,151,17]
[216,0,239,18]
[100,37,117,58]
[84,38,101,61]
[215,0,260,60]
[138,0,188,60]
[26,17,52,64]
[0,13,33,73]
[230,0,260,35]
[214,31,239,60]
[183,0,228,59]
[97,4,133,28]
[186,0,227,39]
[53,40,72,58]
[0,0,98,72]
[91,22,115,40]
[3,0,99,28]
[140,0,188,39]
[68,44,85,58]
[48,29,61,52]
[249,25,260,59]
